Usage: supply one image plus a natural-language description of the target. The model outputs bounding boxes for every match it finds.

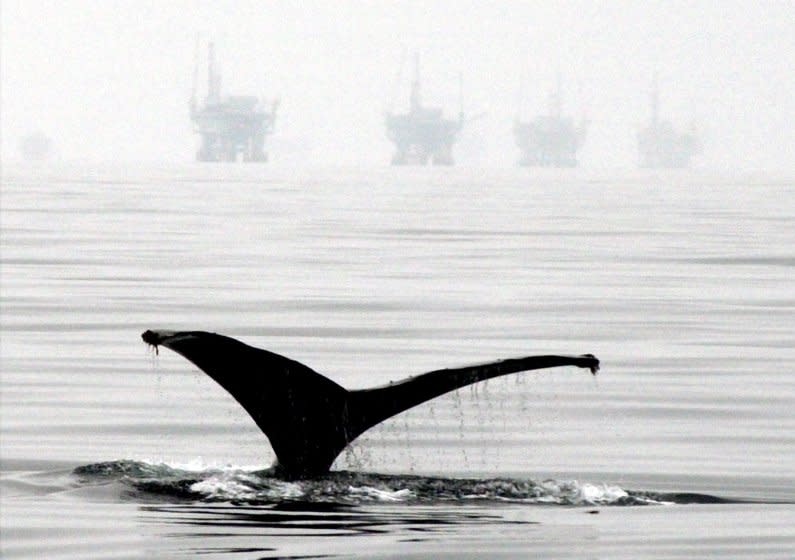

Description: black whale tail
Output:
[142,330,599,478]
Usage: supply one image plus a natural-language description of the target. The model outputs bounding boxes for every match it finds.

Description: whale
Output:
[141,329,599,478]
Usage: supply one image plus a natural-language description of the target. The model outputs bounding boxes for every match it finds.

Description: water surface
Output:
[1,163,793,558]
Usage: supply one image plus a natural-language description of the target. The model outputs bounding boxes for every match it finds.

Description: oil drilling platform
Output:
[385,54,464,166]
[514,76,587,168]
[190,42,278,162]
[637,77,700,168]
[18,131,53,161]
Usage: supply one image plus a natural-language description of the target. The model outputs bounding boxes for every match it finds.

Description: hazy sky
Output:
[2,0,793,170]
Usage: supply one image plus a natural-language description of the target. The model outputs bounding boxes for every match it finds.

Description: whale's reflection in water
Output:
[143,502,534,558]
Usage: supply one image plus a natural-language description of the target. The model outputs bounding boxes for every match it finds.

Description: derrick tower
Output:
[385,53,464,165]
[637,76,700,168]
[190,42,279,162]
[514,74,588,168]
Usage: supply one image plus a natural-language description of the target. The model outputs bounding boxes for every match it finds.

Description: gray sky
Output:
[2,0,793,170]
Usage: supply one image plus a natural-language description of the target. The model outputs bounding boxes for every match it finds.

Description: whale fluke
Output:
[141,329,599,478]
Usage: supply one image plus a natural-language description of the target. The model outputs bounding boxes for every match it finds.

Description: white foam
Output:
[535,479,631,505]
[347,485,414,502]
[189,471,304,502]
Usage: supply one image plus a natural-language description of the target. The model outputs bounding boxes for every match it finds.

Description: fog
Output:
[2,0,793,171]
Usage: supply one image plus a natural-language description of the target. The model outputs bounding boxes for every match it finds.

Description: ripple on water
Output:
[69,460,736,506]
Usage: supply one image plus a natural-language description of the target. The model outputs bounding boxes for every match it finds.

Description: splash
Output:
[70,460,708,506]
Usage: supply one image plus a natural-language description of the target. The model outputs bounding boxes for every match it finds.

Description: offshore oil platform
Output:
[190,42,278,162]
[514,76,588,168]
[637,77,700,168]
[18,131,53,161]
[385,53,464,165]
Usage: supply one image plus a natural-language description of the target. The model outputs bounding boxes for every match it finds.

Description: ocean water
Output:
[1,162,793,559]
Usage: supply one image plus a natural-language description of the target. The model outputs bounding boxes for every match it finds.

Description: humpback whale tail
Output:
[141,330,599,478]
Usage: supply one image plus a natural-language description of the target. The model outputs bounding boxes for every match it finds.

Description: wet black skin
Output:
[141,330,599,479]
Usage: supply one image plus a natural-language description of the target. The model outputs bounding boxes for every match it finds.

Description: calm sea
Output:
[1,163,793,559]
